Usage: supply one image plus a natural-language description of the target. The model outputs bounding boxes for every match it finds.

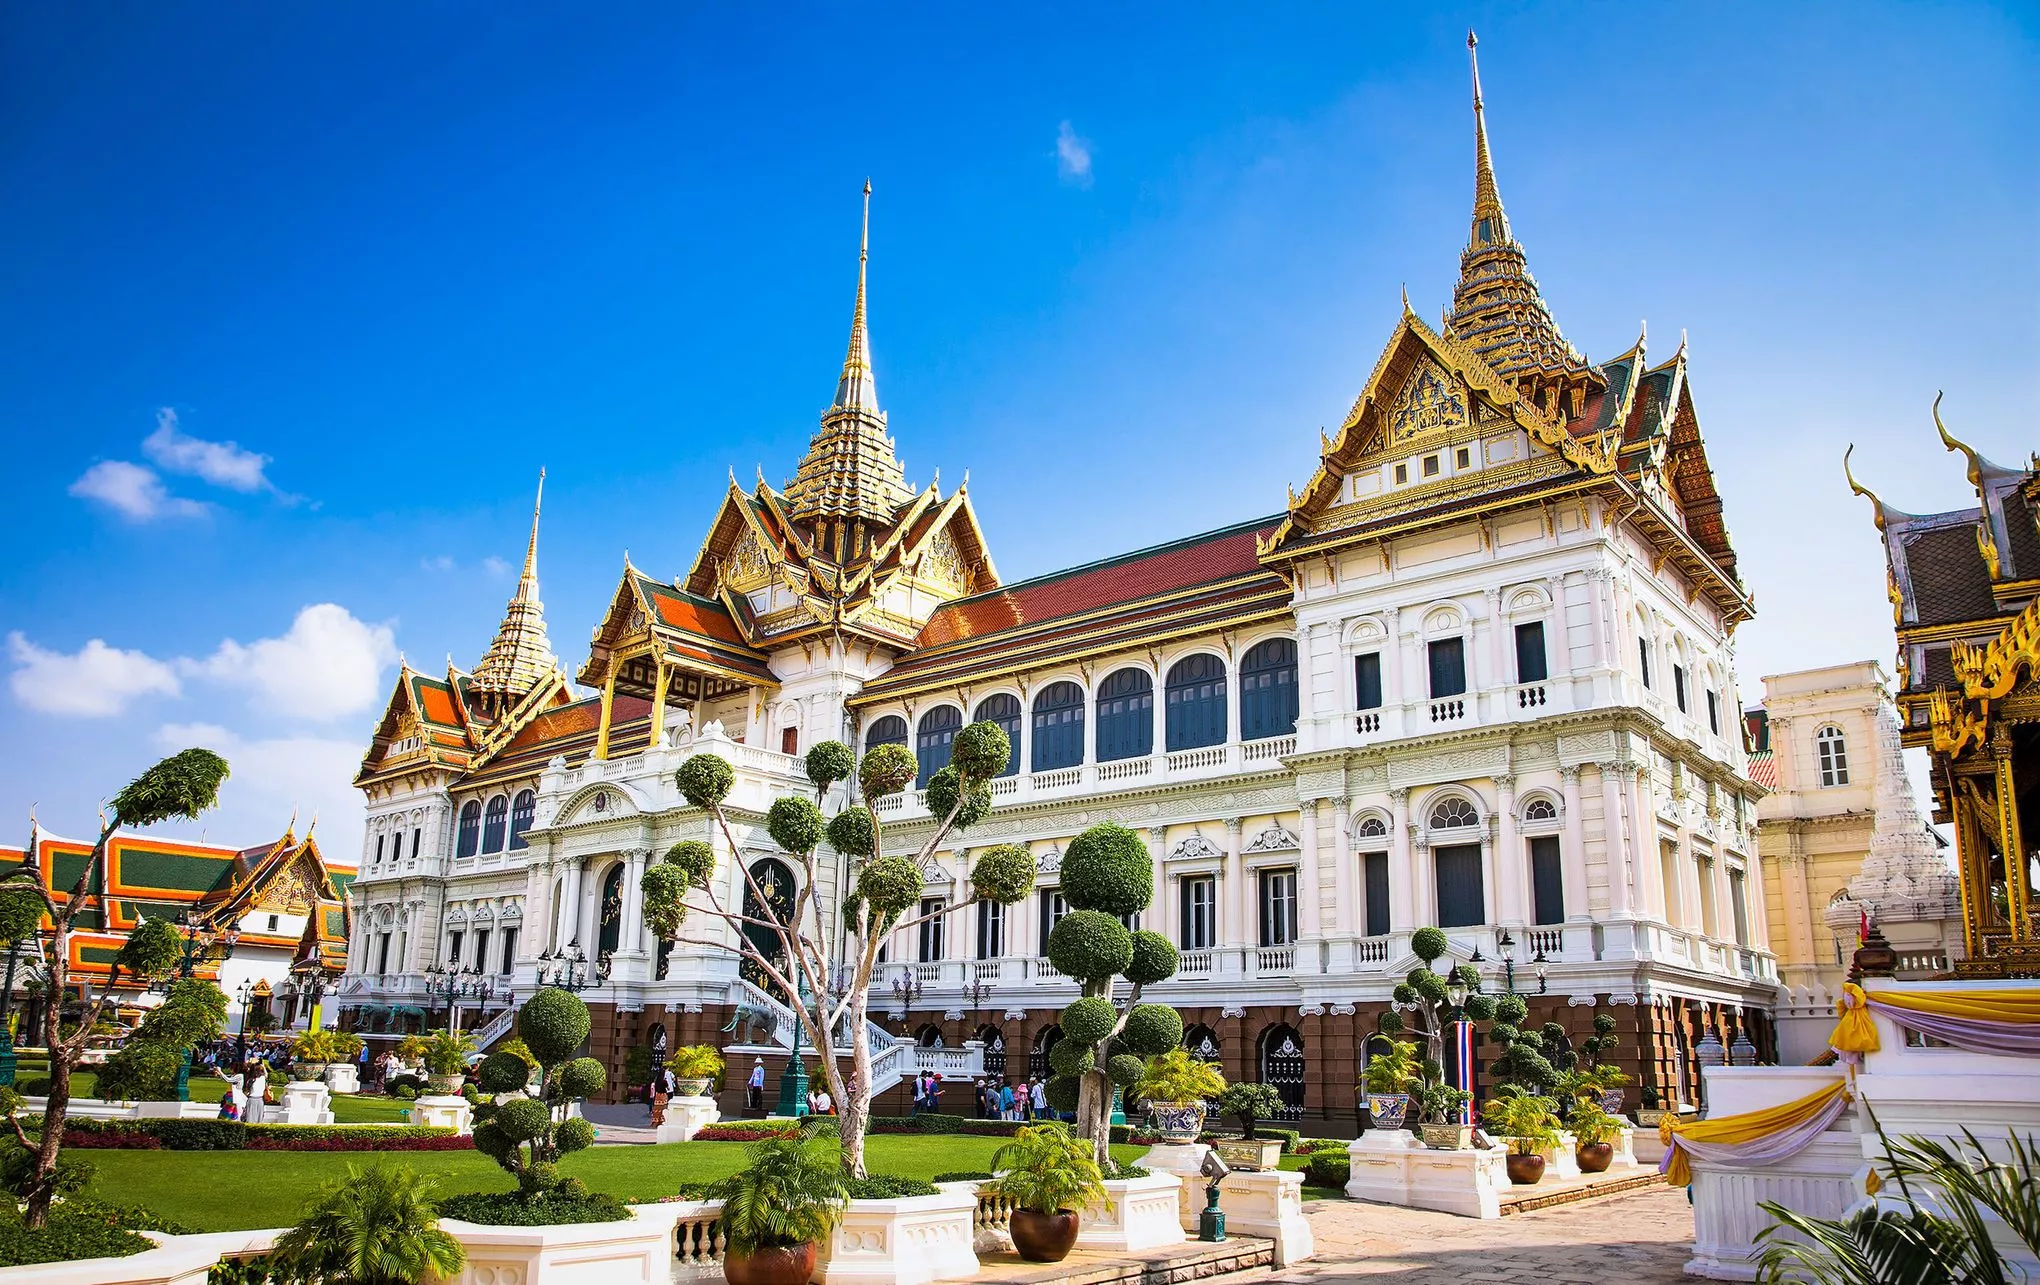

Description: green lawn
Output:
[82,1136,1149,1232]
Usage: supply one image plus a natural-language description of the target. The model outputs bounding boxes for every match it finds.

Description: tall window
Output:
[866,715,909,757]
[1354,652,1383,710]
[916,706,962,784]
[500,928,518,974]
[509,790,536,850]
[1363,854,1390,936]
[1674,665,1689,713]
[1514,621,1547,684]
[376,934,391,974]
[1258,869,1297,946]
[1165,654,1228,751]
[413,827,422,861]
[482,796,509,853]
[1239,638,1299,740]
[1638,638,1653,688]
[1816,725,1850,786]
[390,831,403,862]
[1031,682,1085,771]
[446,931,463,965]
[373,834,385,865]
[1434,845,1484,927]
[1706,689,1721,735]
[1036,889,1068,954]
[977,900,1005,959]
[1180,876,1215,950]
[473,929,490,972]
[1095,668,1154,761]
[1728,868,1750,946]
[456,804,481,859]
[1530,836,1564,925]
[917,897,946,962]
[1427,637,1467,698]
[972,694,1022,777]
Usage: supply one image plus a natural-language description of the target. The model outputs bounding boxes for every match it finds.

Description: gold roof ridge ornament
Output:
[470,468,559,713]
[1467,30,1510,251]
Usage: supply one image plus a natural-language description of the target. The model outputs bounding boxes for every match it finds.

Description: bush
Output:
[1047,913,1134,983]
[1101,1161,1150,1180]
[858,743,918,799]
[1260,1127,1302,1153]
[915,1113,964,1134]
[805,740,855,790]
[955,1119,1021,1137]
[825,807,876,860]
[858,857,924,916]
[1124,931,1179,986]
[1059,996,1119,1046]
[245,1125,467,1152]
[517,989,591,1065]
[949,721,1011,780]
[1120,1003,1183,1057]
[150,1119,247,1151]
[845,1174,939,1199]
[693,1122,798,1142]
[15,1078,48,1097]
[1305,1153,1350,1189]
[0,1199,182,1266]
[930,1170,993,1183]
[61,1129,159,1150]
[766,795,827,854]
[969,844,1035,903]
[1409,926,1448,962]
[386,1074,425,1098]
[923,766,991,830]
[389,1083,419,1100]
[676,754,735,808]
[1060,823,1152,916]
[435,1190,630,1226]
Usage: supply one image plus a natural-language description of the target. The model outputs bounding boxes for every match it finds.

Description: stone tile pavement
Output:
[1276,1187,1696,1284]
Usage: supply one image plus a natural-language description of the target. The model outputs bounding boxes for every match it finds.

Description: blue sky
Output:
[1,3,2032,858]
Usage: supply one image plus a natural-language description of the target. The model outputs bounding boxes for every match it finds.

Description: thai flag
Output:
[1454,1020,1476,1123]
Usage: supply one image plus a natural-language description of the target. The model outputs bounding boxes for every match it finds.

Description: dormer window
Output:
[1454,446,1471,470]
[1422,455,1441,478]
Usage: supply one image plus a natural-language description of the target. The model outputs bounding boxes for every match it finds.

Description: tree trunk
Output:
[842,991,872,1178]
[26,962,71,1229]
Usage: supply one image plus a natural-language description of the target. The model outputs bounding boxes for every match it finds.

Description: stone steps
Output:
[970,1235,1277,1285]
[1499,1169,1665,1215]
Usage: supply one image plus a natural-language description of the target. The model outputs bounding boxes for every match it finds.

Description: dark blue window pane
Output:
[1031,682,1085,771]
[482,796,509,853]
[1095,668,1154,762]
[456,803,481,859]
[1354,652,1383,710]
[866,715,909,755]
[1530,836,1564,925]
[508,790,536,850]
[1240,638,1299,740]
[1428,637,1467,698]
[1434,843,1484,927]
[1514,621,1547,684]
[916,706,963,784]
[1165,654,1228,751]
[972,694,1022,777]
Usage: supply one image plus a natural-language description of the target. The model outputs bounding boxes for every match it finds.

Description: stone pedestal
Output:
[654,1095,721,1143]
[1345,1131,1509,1219]
[1135,1142,1211,1231]
[818,1189,980,1285]
[1076,1173,1186,1253]
[281,1080,335,1126]
[133,1100,221,1120]
[413,1094,474,1134]
[323,1063,359,1095]
[1217,1169,1313,1266]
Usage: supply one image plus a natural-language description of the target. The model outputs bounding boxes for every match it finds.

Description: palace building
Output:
[342,38,1778,1123]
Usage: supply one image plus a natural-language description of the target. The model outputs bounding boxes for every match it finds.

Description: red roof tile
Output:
[643,582,751,647]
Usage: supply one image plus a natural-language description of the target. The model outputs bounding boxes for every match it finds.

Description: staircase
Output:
[727,978,977,1090]
[468,1006,519,1052]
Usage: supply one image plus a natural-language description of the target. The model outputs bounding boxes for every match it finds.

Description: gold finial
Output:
[1400,283,1412,315]
[1843,444,1891,534]
[516,468,544,602]
[1467,30,1510,250]
[1932,390,1988,494]
[828,181,880,416]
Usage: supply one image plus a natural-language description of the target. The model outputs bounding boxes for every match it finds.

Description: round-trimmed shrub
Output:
[1494,993,1530,1026]
[859,743,918,799]
[1060,823,1152,916]
[1125,931,1179,986]
[676,754,735,808]
[766,795,826,854]
[518,988,592,1065]
[1593,1012,1617,1036]
[968,845,1034,904]
[1107,1053,1144,1089]
[557,1057,606,1100]
[1044,1075,1081,1112]
[1409,970,1448,1006]
[924,766,991,830]
[1378,1009,1406,1035]
[1046,910,1133,981]
[555,1116,596,1154]
[494,1097,551,1143]
[1462,994,1498,1023]
[1060,996,1118,1046]
[1410,926,1449,962]
[826,807,876,860]
[665,840,715,885]
[858,856,923,915]
[1390,982,1417,1006]
[1120,1004,1183,1058]
[805,740,854,790]
[476,1051,531,1095]
[471,1119,513,1161]
[950,721,1011,780]
[1047,1040,1096,1078]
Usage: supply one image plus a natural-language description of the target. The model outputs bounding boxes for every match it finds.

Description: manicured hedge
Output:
[691,1122,799,1142]
[845,1174,939,1199]
[437,1190,629,1226]
[1305,1153,1350,1189]
[0,1200,192,1267]
[60,1119,466,1152]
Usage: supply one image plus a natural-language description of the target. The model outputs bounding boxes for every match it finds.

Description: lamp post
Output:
[1492,930,1549,997]
[0,936,29,1088]
[233,979,258,1065]
[960,978,991,1031]
[534,944,590,994]
[890,966,923,1022]
[774,971,815,1118]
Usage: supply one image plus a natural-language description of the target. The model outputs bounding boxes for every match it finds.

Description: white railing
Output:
[1515,683,1548,710]
[1097,757,1151,782]
[972,1185,1016,1237]
[1178,949,1213,978]
[1255,946,1295,975]
[670,1200,729,1282]
[1355,711,1381,734]
[728,741,806,777]
[1526,927,1564,958]
[872,793,905,816]
[911,961,942,985]
[1166,745,1226,772]
[1030,767,1082,791]
[988,776,1020,797]
[1429,698,1466,724]
[1030,956,1067,982]
[967,959,1006,982]
[1356,935,1391,964]
[731,977,799,1048]
[470,1006,519,1051]
[1242,735,1296,762]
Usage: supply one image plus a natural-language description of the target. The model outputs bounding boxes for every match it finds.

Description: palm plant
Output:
[715,1129,850,1253]
[989,1123,1108,1215]
[268,1161,465,1285]
[1756,1130,2040,1285]
[1481,1085,1560,1156]
[1564,1100,1622,1146]
[1360,1039,1422,1095]
[1130,1048,1226,1105]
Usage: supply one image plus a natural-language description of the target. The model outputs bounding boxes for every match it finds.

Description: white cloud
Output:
[67,460,207,521]
[1056,121,1094,187]
[421,554,456,572]
[481,556,512,579]
[6,632,182,716]
[184,604,398,722]
[143,408,274,494]
[154,722,366,851]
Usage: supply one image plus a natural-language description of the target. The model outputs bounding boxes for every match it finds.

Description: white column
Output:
[1629,764,1662,921]
[1598,764,1633,918]
[1494,775,1521,927]
[1222,819,1247,971]
[1330,797,1355,959]
[559,857,586,951]
[1147,827,1167,939]
[1388,788,1415,930]
[1484,587,1505,706]
[1558,766,1589,921]
[1018,692,1035,778]
[1297,803,1323,945]
[621,848,649,959]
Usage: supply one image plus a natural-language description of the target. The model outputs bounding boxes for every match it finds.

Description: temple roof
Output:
[470,472,560,716]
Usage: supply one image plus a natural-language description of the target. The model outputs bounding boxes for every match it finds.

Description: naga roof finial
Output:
[1843,444,1892,535]
[1932,390,1988,496]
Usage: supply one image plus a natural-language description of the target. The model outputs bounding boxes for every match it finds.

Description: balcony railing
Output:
[1514,683,1548,711]
[1525,927,1564,958]
[1429,698,1466,724]
[1097,758,1151,783]
[1254,946,1295,976]
[1178,949,1214,978]
[1355,935,1391,964]
[1241,735,1295,762]
[1166,745,1226,772]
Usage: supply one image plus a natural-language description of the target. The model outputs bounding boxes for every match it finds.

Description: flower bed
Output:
[689,1122,798,1142]
[56,1118,467,1152]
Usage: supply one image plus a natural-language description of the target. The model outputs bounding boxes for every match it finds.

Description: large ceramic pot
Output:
[1149,1101,1207,1144]
[430,1073,464,1095]
[1010,1209,1080,1263]
[1366,1093,1410,1130]
[293,1062,329,1083]
[1597,1088,1627,1113]
[1505,1152,1547,1186]
[724,1243,817,1285]
[675,1077,714,1097]
[1576,1141,1615,1174]
[1419,1123,1473,1150]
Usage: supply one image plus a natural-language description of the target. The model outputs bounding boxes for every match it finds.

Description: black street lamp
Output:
[535,943,590,993]
[1492,930,1549,997]
[233,979,258,1064]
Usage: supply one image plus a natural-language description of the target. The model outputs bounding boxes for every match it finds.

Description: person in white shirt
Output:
[1030,1078,1047,1119]
[813,1088,833,1114]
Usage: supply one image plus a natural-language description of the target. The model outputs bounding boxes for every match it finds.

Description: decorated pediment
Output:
[1170,834,1225,862]
[1388,358,1471,445]
[1244,823,1300,854]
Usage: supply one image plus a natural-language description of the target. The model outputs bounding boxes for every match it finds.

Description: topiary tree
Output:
[96,979,228,1102]
[0,748,229,1227]
[637,720,1032,1176]
[1039,821,1178,1165]
[1376,926,1490,1126]
[470,986,606,1198]
[1215,1082,1286,1140]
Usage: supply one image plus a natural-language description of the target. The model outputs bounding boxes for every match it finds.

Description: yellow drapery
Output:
[1659,1081,1851,1187]
[1828,981,2040,1055]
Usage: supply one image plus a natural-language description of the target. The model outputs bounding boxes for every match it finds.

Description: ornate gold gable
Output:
[1389,357,1472,445]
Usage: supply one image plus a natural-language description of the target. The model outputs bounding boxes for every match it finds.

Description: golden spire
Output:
[833,180,879,416]
[1467,30,1511,251]
[470,469,558,713]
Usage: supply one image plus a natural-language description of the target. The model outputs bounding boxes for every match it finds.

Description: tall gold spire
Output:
[1468,31,1511,251]
[784,181,912,525]
[470,469,558,715]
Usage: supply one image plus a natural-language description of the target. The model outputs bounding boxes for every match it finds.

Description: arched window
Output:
[866,715,909,757]
[1184,1024,1221,1062]
[743,858,796,998]
[1816,725,1849,787]
[916,706,963,784]
[456,803,481,859]
[1429,796,1480,830]
[1095,668,1154,762]
[1356,815,1388,840]
[1165,654,1228,752]
[508,790,536,850]
[973,694,1022,777]
[481,796,509,853]
[1031,682,1085,772]
[978,1026,1006,1077]
[1522,798,1558,823]
[1259,1025,1305,1119]
[1028,1025,1063,1080]
[915,1024,946,1049]
[1239,638,1299,740]
[597,863,625,956]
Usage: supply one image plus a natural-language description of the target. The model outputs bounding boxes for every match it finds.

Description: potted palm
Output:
[1130,1048,1224,1144]
[715,1129,850,1285]
[1482,1087,1561,1185]
[988,1122,1108,1263]
[1636,1081,1669,1129]
[290,1028,363,1082]
[1414,1080,1473,1150]
[417,1028,474,1094]
[1213,1082,1288,1170]
[1566,1100,1622,1173]
[267,1160,466,1285]
[1359,1038,1421,1131]
[669,1045,725,1098]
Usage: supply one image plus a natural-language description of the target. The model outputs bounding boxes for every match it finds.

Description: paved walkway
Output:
[1279,1187,1696,1284]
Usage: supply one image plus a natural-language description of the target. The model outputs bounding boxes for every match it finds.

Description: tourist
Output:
[998,1079,1016,1121]
[1019,1075,1035,1121]
[648,1064,674,1127]
[972,1076,988,1118]
[243,1061,269,1125]
[216,1076,241,1121]
[813,1085,833,1114]
[1030,1077,1047,1120]
[747,1057,766,1114]
[927,1072,943,1115]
